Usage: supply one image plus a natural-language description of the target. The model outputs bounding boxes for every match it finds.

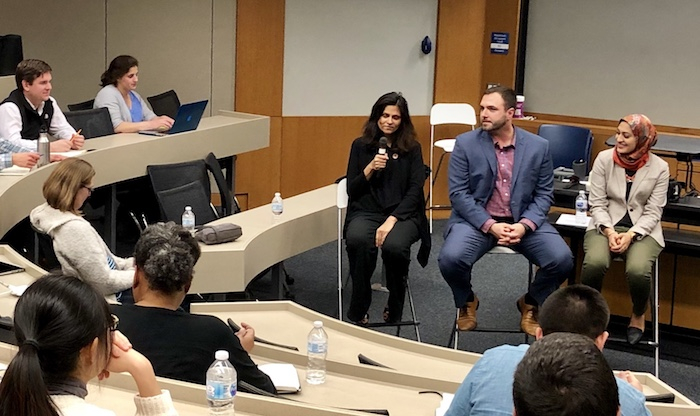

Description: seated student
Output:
[111,222,276,394]
[30,158,134,301]
[94,55,174,133]
[582,114,669,345]
[0,59,84,152]
[0,272,177,416]
[444,285,650,416]
[0,137,39,169]
[513,333,620,416]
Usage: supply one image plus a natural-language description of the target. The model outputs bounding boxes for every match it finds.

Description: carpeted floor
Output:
[247,219,700,404]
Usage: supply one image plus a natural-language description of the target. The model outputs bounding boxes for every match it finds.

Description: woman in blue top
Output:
[94,55,174,133]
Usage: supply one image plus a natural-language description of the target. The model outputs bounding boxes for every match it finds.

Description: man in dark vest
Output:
[0,59,84,152]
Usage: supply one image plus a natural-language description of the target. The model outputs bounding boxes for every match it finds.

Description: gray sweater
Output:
[94,84,156,129]
[30,203,134,300]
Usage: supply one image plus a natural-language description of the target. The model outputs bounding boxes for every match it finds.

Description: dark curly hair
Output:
[133,222,201,295]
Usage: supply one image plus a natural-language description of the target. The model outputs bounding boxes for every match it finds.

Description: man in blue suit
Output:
[438,86,573,336]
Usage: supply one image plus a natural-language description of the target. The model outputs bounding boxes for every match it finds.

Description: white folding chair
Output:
[429,103,477,233]
[336,178,349,320]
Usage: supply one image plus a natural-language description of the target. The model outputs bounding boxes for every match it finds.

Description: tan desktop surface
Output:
[0,110,269,238]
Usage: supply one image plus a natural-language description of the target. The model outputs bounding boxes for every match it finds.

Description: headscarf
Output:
[613,114,657,171]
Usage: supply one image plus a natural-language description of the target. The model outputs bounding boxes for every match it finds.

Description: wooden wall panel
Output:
[482,0,521,90]
[235,0,285,116]
[280,116,432,198]
[236,117,282,209]
[434,0,486,106]
[235,0,285,206]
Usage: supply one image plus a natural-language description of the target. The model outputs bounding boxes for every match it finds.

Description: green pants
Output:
[581,227,662,316]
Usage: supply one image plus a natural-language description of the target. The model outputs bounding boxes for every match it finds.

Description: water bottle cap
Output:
[313,321,323,328]
[185,206,192,211]
[215,350,229,361]
[275,192,281,197]
[578,190,585,195]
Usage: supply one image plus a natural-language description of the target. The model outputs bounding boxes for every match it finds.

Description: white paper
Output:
[54,150,87,158]
[435,393,454,416]
[555,213,590,228]
[258,363,301,393]
[0,165,30,175]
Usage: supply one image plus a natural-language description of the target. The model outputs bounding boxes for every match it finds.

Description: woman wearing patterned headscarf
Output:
[581,114,669,344]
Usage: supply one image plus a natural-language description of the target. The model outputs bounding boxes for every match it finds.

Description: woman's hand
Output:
[375,216,397,247]
[612,232,633,254]
[147,115,175,131]
[364,154,389,179]
[104,331,161,398]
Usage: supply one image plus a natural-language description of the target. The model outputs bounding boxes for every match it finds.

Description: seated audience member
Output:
[582,114,669,345]
[111,222,276,394]
[513,332,620,416]
[445,285,650,416]
[0,137,39,169]
[94,55,174,133]
[0,59,84,151]
[30,158,134,301]
[0,272,177,416]
[438,86,573,336]
[344,91,430,325]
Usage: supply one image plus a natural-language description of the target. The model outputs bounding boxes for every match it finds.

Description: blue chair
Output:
[537,124,593,175]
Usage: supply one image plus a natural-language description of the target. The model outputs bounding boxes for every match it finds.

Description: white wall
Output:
[0,0,235,115]
[525,0,700,128]
[283,0,437,116]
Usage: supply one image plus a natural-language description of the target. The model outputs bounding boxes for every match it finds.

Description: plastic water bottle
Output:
[271,192,284,218]
[306,321,328,385]
[206,350,237,415]
[37,129,50,168]
[575,190,588,224]
[182,206,195,235]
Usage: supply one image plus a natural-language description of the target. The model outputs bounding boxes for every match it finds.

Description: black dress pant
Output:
[345,213,420,323]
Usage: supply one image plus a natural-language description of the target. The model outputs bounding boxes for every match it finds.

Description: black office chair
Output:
[67,99,95,111]
[64,107,114,139]
[204,152,241,216]
[537,124,593,174]
[147,90,180,120]
[147,159,218,225]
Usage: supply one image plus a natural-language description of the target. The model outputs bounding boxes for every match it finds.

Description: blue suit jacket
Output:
[447,127,554,231]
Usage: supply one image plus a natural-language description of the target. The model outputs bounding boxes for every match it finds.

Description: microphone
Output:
[378,137,388,155]
[376,137,388,178]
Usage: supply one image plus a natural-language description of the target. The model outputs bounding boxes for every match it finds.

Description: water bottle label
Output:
[308,341,327,354]
[206,381,234,400]
[272,203,283,214]
[575,200,587,210]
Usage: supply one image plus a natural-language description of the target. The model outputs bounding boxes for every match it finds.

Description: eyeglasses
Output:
[109,314,119,332]
[82,185,94,195]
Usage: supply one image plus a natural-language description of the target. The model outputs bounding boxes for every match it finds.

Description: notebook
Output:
[258,363,301,394]
[139,100,208,136]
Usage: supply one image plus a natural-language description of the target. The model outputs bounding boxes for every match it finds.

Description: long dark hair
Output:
[100,55,138,87]
[361,92,418,153]
[0,273,113,416]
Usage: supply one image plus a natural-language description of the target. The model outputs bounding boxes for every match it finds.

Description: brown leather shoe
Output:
[516,295,539,337]
[457,295,479,331]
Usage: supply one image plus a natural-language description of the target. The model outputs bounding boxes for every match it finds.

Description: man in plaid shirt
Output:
[0,138,40,170]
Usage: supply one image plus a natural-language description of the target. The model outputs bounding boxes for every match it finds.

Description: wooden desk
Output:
[192,300,698,413]
[192,184,338,295]
[0,245,45,317]
[0,110,270,243]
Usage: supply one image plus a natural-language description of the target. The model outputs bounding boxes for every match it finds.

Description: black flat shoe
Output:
[627,327,644,345]
[353,314,369,326]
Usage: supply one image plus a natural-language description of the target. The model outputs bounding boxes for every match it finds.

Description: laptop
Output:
[139,99,208,136]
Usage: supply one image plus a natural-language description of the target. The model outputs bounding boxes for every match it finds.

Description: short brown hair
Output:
[15,59,52,89]
[42,158,95,214]
[483,85,517,111]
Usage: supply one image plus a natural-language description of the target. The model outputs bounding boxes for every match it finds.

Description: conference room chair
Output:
[428,103,477,233]
[64,107,114,139]
[147,158,219,226]
[147,89,180,120]
[335,178,421,341]
[537,124,593,175]
[67,99,95,111]
[204,152,240,216]
[448,246,533,350]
